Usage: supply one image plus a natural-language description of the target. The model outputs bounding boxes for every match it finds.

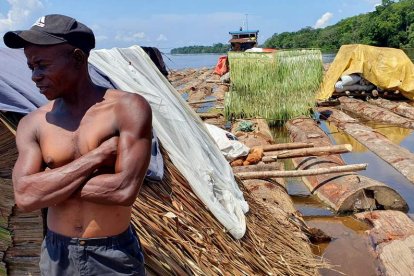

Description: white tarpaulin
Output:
[89,46,248,239]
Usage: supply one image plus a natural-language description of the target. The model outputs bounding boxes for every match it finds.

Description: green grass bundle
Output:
[225,49,323,125]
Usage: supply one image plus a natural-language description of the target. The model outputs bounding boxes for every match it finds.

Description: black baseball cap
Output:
[3,14,95,54]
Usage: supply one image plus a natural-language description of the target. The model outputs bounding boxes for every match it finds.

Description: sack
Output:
[205,123,249,161]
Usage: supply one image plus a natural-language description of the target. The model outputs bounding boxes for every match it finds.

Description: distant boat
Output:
[228,29,259,52]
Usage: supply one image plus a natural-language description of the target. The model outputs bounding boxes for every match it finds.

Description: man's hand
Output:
[95,136,119,167]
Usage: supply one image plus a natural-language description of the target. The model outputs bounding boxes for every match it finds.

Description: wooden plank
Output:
[317,106,414,185]
[286,117,407,212]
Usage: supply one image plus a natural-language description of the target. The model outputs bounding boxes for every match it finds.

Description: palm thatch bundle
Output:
[0,114,43,276]
[226,50,323,125]
[133,153,325,275]
[0,112,326,275]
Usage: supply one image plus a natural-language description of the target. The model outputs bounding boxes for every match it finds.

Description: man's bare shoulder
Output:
[17,101,54,131]
[105,89,151,114]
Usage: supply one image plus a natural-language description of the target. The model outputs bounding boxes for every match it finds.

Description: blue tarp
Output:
[0,47,163,181]
[0,47,116,114]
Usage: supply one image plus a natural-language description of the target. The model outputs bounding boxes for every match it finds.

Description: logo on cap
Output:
[32,16,46,28]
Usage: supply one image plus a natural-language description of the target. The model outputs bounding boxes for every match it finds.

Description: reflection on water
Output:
[323,121,413,153]
[307,217,379,276]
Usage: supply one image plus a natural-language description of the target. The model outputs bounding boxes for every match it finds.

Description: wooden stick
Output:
[263,144,352,161]
[232,163,281,174]
[197,113,221,119]
[262,142,314,152]
[235,163,367,179]
[188,99,217,105]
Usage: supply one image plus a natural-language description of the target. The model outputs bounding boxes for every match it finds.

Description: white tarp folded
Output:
[89,46,248,239]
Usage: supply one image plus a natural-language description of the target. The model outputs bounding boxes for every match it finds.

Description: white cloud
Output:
[0,0,44,33]
[132,32,145,39]
[95,35,109,42]
[156,34,167,41]
[314,12,333,29]
[115,32,146,42]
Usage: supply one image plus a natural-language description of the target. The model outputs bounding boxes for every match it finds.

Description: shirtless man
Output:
[4,14,151,275]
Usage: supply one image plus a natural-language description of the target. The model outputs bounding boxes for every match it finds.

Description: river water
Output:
[164,49,414,70]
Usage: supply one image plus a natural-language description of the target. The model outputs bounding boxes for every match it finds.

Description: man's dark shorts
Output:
[39,226,145,276]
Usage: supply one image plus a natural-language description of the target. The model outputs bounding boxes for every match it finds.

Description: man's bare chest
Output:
[39,111,117,168]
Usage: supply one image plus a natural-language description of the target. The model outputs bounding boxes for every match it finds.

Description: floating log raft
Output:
[338,96,414,128]
[286,117,407,212]
[368,98,414,120]
[318,107,414,185]
[354,210,414,275]
[232,120,319,249]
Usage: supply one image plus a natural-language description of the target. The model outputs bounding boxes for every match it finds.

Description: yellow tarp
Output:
[317,44,414,100]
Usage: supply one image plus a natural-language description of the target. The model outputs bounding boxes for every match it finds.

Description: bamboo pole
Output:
[235,163,367,179]
[262,142,314,152]
[262,144,352,161]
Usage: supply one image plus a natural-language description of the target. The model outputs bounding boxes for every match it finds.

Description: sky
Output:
[0,0,382,52]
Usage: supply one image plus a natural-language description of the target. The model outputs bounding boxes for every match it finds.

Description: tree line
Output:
[170,43,229,54]
[264,0,414,51]
[171,0,414,54]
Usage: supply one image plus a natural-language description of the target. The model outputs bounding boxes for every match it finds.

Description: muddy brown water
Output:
[271,120,414,275]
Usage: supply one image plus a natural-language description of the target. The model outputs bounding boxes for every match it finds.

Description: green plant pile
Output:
[225,49,323,125]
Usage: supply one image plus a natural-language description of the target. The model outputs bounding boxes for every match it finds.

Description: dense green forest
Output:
[171,0,414,54]
[170,43,229,54]
[264,0,414,51]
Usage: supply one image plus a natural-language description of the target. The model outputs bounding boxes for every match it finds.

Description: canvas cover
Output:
[317,44,414,100]
[89,46,248,239]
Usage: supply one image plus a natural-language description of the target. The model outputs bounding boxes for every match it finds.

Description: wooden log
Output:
[236,164,367,179]
[232,163,280,174]
[197,113,221,119]
[286,117,407,212]
[338,96,414,129]
[231,118,274,148]
[263,144,352,160]
[317,107,414,185]
[368,98,414,120]
[261,142,314,152]
[354,211,414,275]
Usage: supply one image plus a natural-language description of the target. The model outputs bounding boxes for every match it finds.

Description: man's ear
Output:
[73,48,86,68]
